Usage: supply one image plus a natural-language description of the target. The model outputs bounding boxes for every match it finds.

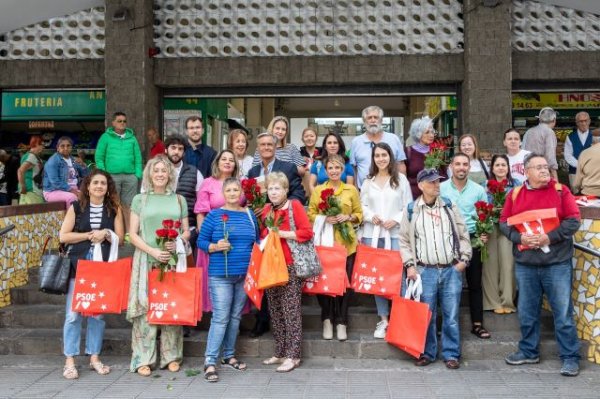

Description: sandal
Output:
[262,356,284,365]
[168,362,180,372]
[137,365,152,377]
[471,324,491,339]
[221,357,247,371]
[89,361,110,375]
[276,358,298,373]
[204,365,219,382]
[63,364,79,380]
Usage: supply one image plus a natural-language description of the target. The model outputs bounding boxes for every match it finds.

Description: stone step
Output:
[0,327,586,361]
[0,302,551,334]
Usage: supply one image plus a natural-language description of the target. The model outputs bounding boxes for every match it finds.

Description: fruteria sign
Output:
[512,93,600,110]
[1,90,105,120]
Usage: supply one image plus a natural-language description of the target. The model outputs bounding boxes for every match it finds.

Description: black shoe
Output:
[249,321,269,338]
[183,326,191,338]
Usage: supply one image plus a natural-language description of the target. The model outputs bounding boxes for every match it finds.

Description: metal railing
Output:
[0,224,15,238]
[574,242,600,258]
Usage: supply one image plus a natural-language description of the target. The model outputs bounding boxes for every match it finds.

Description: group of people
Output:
[19,105,585,380]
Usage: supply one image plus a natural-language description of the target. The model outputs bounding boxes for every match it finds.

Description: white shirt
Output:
[507,149,530,183]
[359,173,413,239]
[564,130,590,169]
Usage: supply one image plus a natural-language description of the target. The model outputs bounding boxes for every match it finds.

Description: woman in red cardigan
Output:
[260,172,313,373]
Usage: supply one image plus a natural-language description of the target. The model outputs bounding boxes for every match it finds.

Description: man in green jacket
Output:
[95,111,143,230]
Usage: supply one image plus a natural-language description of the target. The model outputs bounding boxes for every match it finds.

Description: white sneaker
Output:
[373,320,388,339]
[323,319,333,340]
[336,324,347,341]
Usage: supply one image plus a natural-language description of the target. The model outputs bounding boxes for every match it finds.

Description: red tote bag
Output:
[147,268,201,326]
[303,244,348,296]
[244,244,264,310]
[72,257,132,315]
[507,208,560,252]
[385,276,432,358]
[351,228,403,298]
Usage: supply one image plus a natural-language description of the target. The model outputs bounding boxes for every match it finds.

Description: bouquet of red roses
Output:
[154,219,181,281]
[317,188,352,244]
[472,201,494,262]
[487,179,508,222]
[241,178,267,211]
[424,140,448,169]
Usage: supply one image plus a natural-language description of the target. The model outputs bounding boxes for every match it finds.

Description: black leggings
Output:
[466,245,484,324]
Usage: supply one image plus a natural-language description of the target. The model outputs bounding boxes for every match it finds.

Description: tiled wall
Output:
[572,218,600,364]
[0,204,65,307]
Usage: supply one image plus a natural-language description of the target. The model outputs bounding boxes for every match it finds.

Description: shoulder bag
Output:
[286,201,322,279]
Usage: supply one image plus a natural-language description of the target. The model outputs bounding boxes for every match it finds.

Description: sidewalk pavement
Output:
[0,355,599,398]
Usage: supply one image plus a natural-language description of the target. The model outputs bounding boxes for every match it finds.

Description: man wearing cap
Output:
[523,107,559,180]
[573,128,600,197]
[399,168,472,369]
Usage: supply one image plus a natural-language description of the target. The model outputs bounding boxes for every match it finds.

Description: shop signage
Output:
[28,121,55,129]
[513,93,600,110]
[1,90,105,120]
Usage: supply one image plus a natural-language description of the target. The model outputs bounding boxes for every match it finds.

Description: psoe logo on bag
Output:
[354,274,378,292]
[149,288,179,320]
[74,278,109,311]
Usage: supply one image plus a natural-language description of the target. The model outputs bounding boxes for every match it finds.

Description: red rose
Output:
[478,213,486,222]
[156,228,168,238]
[162,219,174,229]
[222,214,229,223]
[474,201,487,210]
[320,188,335,200]
[318,201,328,212]
[167,229,178,239]
[173,220,182,229]
[247,193,255,202]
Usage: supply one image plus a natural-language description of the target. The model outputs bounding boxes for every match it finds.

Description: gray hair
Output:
[523,152,547,169]
[141,155,177,193]
[408,116,433,141]
[361,105,384,121]
[256,131,278,145]
[222,177,242,192]
[538,107,556,124]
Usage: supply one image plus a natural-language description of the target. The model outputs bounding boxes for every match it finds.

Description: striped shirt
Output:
[252,143,306,168]
[413,197,455,265]
[89,203,103,229]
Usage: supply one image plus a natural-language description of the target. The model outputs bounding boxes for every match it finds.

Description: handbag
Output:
[147,268,202,325]
[38,237,71,295]
[303,244,348,296]
[286,204,322,279]
[385,276,432,358]
[257,230,289,289]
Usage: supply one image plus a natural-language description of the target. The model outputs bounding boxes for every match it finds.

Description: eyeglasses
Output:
[115,119,127,123]
[527,165,550,171]
[576,119,590,123]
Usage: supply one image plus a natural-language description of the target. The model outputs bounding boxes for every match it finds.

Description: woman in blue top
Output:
[198,177,259,382]
[308,132,354,196]
[482,154,521,315]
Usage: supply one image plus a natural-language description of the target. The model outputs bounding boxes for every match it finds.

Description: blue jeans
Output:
[63,278,105,356]
[515,261,580,361]
[416,265,463,361]
[362,237,400,317]
[205,275,247,366]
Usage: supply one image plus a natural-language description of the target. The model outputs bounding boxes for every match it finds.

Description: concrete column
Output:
[104,0,159,155]
[461,0,513,153]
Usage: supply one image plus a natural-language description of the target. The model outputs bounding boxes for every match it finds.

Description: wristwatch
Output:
[403,262,415,270]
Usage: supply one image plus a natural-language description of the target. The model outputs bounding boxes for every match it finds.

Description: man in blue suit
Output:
[247,132,306,204]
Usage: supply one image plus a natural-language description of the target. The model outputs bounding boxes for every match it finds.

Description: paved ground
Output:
[0,355,598,398]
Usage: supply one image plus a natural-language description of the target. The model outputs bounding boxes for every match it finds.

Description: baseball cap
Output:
[417,168,443,183]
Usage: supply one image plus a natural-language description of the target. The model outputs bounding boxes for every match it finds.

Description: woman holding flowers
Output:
[482,154,521,314]
[358,143,412,339]
[261,172,313,372]
[405,116,446,199]
[308,132,354,195]
[127,155,190,377]
[198,177,259,382]
[194,150,241,312]
[308,154,362,341]
[59,169,124,379]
